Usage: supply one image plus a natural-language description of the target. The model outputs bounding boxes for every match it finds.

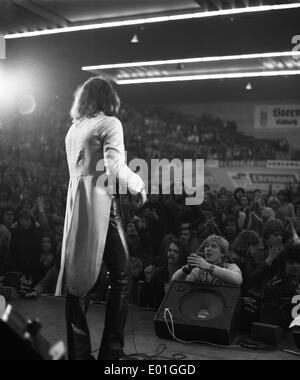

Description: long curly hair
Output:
[160,236,185,268]
[231,230,260,258]
[70,77,120,121]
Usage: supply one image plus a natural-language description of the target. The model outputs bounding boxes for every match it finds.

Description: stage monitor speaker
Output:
[0,305,65,360]
[154,281,241,345]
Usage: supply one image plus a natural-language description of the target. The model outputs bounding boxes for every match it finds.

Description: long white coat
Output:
[55,113,144,297]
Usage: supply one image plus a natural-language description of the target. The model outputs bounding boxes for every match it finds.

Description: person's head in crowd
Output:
[126,220,139,237]
[284,243,300,287]
[268,196,281,213]
[204,184,210,193]
[54,223,64,244]
[1,205,15,229]
[70,76,120,121]
[253,194,265,209]
[201,202,214,223]
[144,265,155,283]
[0,224,11,254]
[17,196,34,213]
[254,189,262,197]
[198,234,230,266]
[223,215,239,240]
[39,234,56,268]
[275,211,291,229]
[0,182,13,204]
[16,210,34,230]
[231,230,260,259]
[40,234,56,254]
[129,257,143,278]
[179,226,193,246]
[263,219,284,248]
[42,197,55,214]
[160,234,177,255]
[217,193,228,210]
[240,194,250,210]
[261,207,275,223]
[234,187,245,202]
[161,237,185,268]
[226,199,241,217]
[278,189,288,205]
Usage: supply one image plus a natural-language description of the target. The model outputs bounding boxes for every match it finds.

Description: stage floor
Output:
[8,296,300,361]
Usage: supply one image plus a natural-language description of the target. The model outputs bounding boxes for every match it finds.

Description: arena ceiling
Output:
[1,0,300,103]
[1,0,298,36]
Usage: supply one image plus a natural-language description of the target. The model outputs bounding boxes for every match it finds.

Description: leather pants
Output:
[65,198,130,360]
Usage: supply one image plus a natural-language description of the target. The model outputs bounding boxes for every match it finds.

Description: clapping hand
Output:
[187,253,210,271]
[25,290,38,299]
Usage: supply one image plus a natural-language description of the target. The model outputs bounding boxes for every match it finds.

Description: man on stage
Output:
[56,77,147,360]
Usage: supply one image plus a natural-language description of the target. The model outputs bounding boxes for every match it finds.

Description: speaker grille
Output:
[179,290,225,322]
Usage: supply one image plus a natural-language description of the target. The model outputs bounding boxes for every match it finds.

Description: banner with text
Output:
[254,105,300,130]
[205,166,299,192]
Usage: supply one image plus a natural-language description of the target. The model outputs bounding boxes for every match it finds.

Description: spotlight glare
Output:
[17,94,36,115]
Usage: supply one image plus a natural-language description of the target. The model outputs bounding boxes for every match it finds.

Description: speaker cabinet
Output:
[154,281,241,345]
[0,305,66,360]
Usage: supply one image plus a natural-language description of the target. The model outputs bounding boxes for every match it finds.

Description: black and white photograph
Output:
[0,0,300,363]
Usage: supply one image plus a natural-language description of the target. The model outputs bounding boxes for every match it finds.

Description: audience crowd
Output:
[0,100,300,332]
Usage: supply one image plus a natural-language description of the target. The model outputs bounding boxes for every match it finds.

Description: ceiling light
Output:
[115,70,300,85]
[176,63,185,70]
[82,51,300,71]
[5,3,300,39]
[130,34,139,44]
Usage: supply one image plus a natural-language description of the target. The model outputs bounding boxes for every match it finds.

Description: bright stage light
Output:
[0,70,15,107]
[17,94,36,115]
[4,3,300,39]
[0,68,36,112]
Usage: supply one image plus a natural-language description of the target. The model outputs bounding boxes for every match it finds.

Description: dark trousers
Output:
[65,200,130,360]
